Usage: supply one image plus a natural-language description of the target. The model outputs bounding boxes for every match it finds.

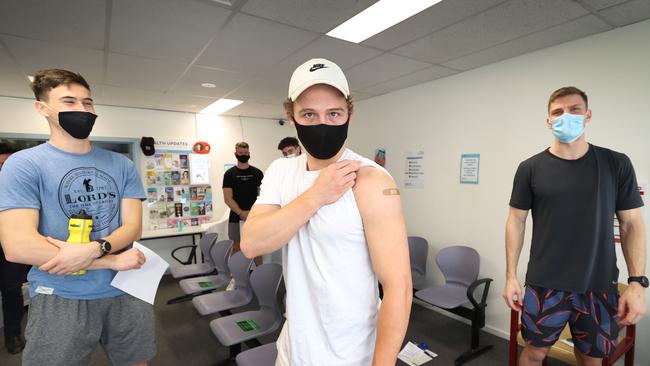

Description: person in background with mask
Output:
[0,144,31,354]
[222,142,263,260]
[504,86,646,366]
[241,58,412,365]
[0,69,155,366]
[277,136,301,158]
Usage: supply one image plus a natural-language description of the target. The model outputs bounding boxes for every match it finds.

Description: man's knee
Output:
[521,344,549,363]
[574,349,602,366]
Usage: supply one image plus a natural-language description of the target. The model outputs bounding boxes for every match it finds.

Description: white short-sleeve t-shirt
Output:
[256,149,388,366]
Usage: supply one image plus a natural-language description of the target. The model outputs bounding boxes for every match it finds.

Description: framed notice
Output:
[460,154,480,184]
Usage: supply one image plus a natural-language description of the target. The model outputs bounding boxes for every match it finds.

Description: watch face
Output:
[101,241,111,254]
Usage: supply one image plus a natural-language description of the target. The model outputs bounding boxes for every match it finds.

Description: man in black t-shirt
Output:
[222,141,263,256]
[504,87,646,366]
[0,145,31,354]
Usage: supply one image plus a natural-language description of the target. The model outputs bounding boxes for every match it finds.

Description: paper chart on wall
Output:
[189,154,210,185]
[404,150,425,189]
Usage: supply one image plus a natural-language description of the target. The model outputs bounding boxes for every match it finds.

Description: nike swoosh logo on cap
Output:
[309,64,327,72]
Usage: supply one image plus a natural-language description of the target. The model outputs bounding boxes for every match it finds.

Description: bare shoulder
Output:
[355,166,393,187]
[353,166,398,203]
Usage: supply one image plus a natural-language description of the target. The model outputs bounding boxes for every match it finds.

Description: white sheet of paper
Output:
[397,342,433,365]
[110,242,169,305]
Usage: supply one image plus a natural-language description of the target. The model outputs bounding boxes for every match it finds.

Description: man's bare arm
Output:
[617,207,647,325]
[0,208,60,266]
[223,187,244,217]
[0,200,145,274]
[503,207,528,310]
[354,167,412,366]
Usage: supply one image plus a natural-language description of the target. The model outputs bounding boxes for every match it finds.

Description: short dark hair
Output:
[0,143,18,155]
[548,86,588,112]
[30,69,91,101]
[277,137,300,150]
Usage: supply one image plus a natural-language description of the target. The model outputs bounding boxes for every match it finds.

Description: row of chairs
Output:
[169,233,283,366]
[169,234,635,366]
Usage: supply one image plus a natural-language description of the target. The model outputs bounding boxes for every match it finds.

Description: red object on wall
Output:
[193,141,211,154]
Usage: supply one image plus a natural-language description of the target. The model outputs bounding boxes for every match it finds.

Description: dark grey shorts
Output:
[23,294,156,366]
[228,222,241,242]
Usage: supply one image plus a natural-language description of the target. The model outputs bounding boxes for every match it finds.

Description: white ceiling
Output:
[0,0,648,119]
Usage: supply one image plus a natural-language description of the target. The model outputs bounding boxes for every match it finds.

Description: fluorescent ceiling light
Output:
[327,0,442,43]
[199,98,243,115]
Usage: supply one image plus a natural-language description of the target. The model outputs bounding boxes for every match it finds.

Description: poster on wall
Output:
[142,138,213,231]
[374,148,386,167]
[404,150,424,189]
[189,154,210,185]
[460,154,480,184]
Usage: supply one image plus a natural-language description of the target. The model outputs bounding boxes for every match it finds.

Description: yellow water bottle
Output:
[67,209,93,275]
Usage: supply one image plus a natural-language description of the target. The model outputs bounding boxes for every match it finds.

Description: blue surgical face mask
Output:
[551,113,585,143]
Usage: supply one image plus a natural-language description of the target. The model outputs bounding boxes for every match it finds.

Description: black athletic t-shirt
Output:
[222,165,263,223]
[509,144,643,293]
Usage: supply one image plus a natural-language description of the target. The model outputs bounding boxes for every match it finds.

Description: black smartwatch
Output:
[627,276,649,288]
[96,239,112,258]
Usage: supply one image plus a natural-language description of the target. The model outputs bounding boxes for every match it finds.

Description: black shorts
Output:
[521,284,620,358]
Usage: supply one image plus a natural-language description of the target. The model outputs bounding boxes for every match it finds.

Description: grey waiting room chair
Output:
[168,239,232,305]
[235,342,277,366]
[192,250,254,316]
[210,263,284,366]
[180,240,233,294]
[408,236,429,290]
[169,232,218,279]
[414,245,493,366]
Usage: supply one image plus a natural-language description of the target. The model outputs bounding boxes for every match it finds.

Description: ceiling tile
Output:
[157,93,216,113]
[96,85,163,110]
[581,0,629,10]
[240,0,378,33]
[105,53,186,92]
[0,0,105,49]
[170,66,246,98]
[279,36,383,75]
[350,91,378,101]
[345,53,431,90]
[362,0,506,50]
[223,101,285,119]
[226,72,288,105]
[196,13,319,73]
[110,0,232,63]
[442,15,612,71]
[2,35,105,84]
[599,0,650,27]
[393,0,589,64]
[358,65,458,95]
[0,41,33,98]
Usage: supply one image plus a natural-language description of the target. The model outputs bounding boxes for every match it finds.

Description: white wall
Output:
[348,19,650,364]
[0,97,294,265]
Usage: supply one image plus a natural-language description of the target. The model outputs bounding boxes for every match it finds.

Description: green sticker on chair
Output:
[236,320,261,332]
[198,281,214,288]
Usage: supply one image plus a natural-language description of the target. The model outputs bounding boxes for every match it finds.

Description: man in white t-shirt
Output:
[241,58,412,365]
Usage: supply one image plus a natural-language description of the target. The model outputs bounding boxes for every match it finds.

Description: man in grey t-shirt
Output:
[0,69,155,366]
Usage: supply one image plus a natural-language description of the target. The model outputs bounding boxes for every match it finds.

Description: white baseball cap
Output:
[288,58,350,101]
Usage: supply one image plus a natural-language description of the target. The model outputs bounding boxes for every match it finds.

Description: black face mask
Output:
[58,111,97,139]
[235,154,250,163]
[294,120,348,160]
